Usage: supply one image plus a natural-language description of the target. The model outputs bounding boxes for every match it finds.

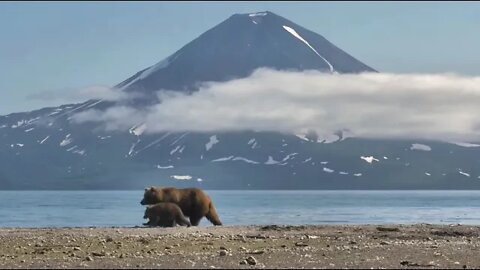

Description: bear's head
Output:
[143,205,153,219]
[140,186,163,205]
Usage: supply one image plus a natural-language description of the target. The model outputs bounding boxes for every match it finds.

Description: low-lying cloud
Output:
[72,68,480,142]
[27,85,136,103]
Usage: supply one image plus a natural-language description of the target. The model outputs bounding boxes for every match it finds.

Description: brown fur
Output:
[143,202,191,227]
[141,187,222,226]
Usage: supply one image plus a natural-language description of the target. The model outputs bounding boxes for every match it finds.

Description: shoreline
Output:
[0,224,479,268]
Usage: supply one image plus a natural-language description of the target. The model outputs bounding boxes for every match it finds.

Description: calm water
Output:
[1,190,480,227]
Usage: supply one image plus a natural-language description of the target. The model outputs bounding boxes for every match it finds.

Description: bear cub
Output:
[143,202,191,227]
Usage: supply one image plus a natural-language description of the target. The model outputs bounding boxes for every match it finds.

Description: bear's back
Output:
[148,202,182,216]
[160,187,211,216]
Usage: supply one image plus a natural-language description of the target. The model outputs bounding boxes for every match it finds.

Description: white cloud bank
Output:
[72,68,480,142]
[27,85,136,103]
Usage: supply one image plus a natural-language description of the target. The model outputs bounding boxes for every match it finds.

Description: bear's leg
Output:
[157,219,167,227]
[166,220,176,227]
[177,216,192,227]
[143,220,152,226]
[145,216,159,227]
[205,202,222,226]
[158,218,175,227]
[189,215,203,226]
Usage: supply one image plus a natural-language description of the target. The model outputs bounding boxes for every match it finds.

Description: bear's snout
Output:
[140,199,145,205]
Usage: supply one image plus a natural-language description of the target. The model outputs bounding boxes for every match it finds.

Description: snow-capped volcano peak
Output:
[248,11,268,17]
[116,11,375,95]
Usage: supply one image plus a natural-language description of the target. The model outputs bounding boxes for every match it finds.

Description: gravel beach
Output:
[0,224,479,269]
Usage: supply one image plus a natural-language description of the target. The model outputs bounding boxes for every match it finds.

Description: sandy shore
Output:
[0,224,479,269]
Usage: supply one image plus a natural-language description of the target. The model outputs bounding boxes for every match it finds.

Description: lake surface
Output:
[1,190,480,227]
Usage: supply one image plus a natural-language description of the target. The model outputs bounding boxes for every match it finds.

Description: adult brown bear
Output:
[143,202,191,227]
[140,187,222,226]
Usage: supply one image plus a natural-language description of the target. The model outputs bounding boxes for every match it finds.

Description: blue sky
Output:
[1,1,479,115]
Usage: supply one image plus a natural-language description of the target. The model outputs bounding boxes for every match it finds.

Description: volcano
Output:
[116,11,375,96]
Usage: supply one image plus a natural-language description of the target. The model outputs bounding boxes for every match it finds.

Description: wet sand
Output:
[0,224,479,269]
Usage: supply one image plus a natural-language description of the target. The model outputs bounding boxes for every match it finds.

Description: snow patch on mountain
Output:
[128,138,140,156]
[140,54,182,80]
[140,59,170,80]
[232,157,260,164]
[47,111,60,116]
[11,143,24,147]
[205,135,219,151]
[210,156,260,164]
[170,145,181,155]
[119,53,181,90]
[295,134,309,141]
[281,153,298,162]
[295,132,339,143]
[179,145,185,153]
[249,12,267,17]
[129,123,147,136]
[157,165,174,169]
[170,132,189,146]
[47,108,63,116]
[265,156,280,165]
[361,156,379,163]
[57,102,93,119]
[303,157,312,163]
[318,134,340,143]
[86,99,103,109]
[282,25,334,72]
[450,142,480,148]
[247,138,259,149]
[72,149,86,156]
[39,136,50,144]
[11,120,26,128]
[171,175,192,180]
[410,143,432,151]
[212,156,234,162]
[136,132,171,154]
[323,167,334,173]
[60,134,72,147]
